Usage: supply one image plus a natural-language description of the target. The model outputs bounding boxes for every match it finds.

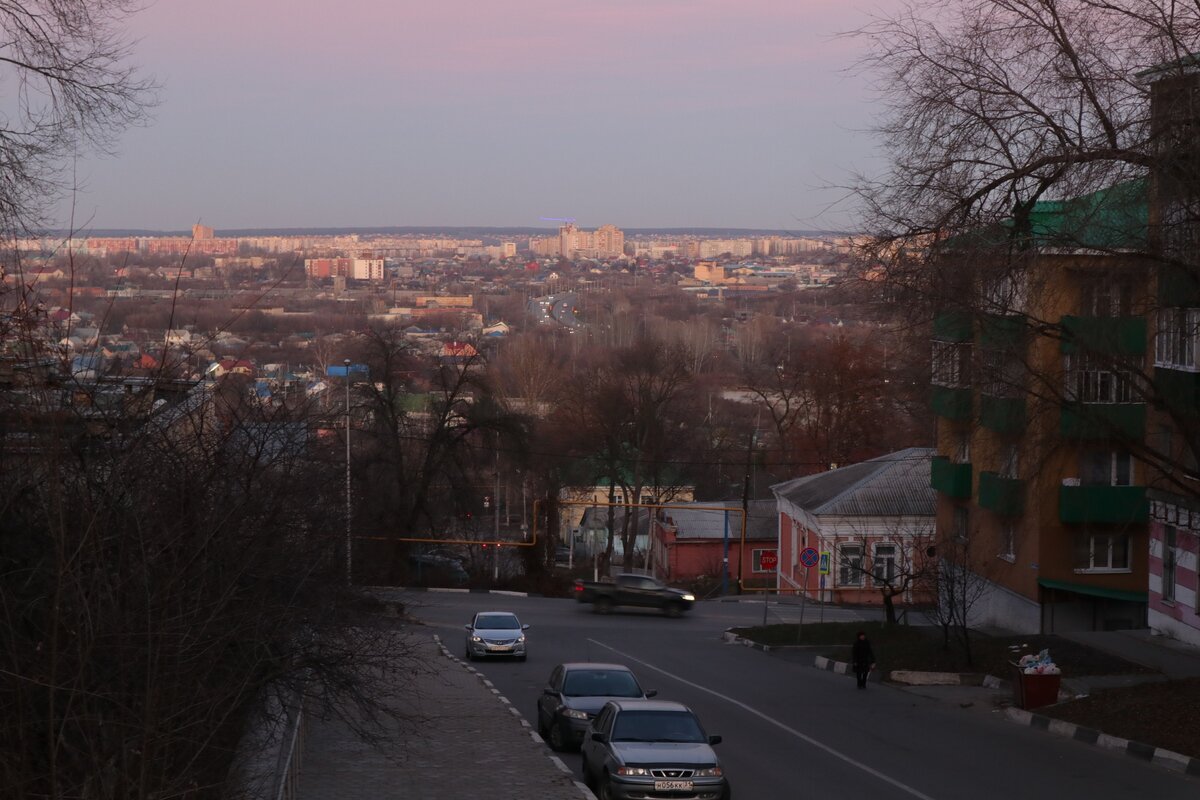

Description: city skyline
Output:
[50,0,888,233]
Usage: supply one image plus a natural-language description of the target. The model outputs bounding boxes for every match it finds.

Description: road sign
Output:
[818,551,831,575]
[799,547,819,568]
[759,550,778,570]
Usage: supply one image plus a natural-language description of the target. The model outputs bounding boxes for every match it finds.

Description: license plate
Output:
[654,780,693,791]
[488,645,512,651]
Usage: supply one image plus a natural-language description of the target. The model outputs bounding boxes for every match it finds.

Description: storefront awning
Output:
[1037,577,1147,604]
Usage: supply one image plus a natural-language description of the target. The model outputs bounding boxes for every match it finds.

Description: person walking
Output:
[851,631,875,689]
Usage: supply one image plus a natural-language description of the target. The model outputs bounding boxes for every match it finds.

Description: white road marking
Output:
[587,638,939,800]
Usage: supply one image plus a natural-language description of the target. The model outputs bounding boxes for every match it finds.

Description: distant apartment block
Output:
[192,224,215,240]
[305,257,383,282]
[529,223,625,259]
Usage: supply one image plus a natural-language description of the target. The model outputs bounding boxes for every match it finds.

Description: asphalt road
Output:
[407,593,1198,799]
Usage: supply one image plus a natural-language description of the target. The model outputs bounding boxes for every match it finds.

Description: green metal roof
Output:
[1023,180,1148,251]
[1037,577,1147,604]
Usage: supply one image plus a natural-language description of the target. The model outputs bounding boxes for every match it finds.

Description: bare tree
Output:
[0,0,155,233]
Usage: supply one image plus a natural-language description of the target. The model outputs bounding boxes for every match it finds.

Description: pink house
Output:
[1148,496,1200,647]
[771,448,936,607]
[648,501,778,589]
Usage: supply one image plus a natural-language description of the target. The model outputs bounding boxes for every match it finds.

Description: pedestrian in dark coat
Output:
[851,631,875,689]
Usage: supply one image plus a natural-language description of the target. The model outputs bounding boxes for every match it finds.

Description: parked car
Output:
[463,611,529,661]
[536,662,656,751]
[574,573,695,617]
[408,554,469,586]
[581,699,729,800]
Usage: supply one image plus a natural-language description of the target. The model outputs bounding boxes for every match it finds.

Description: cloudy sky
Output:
[57,0,889,232]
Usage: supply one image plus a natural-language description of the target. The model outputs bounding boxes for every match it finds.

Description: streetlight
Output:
[344,358,352,586]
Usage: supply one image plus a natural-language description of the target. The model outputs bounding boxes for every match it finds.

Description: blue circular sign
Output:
[800,547,820,568]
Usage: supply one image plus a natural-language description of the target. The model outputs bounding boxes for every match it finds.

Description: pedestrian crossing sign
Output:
[818,551,831,575]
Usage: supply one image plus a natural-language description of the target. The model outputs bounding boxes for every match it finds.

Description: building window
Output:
[1081,450,1132,486]
[953,506,969,542]
[1073,533,1131,572]
[980,348,1024,398]
[999,444,1019,479]
[1080,277,1134,317]
[839,544,864,587]
[873,544,898,585]
[750,548,775,574]
[1000,523,1016,561]
[1065,352,1137,403]
[1162,526,1177,603]
[932,341,972,388]
[1155,307,1200,370]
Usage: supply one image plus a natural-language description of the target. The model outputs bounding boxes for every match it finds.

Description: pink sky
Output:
[61,0,888,230]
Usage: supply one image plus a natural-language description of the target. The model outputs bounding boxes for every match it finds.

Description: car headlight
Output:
[517,634,526,643]
[562,708,589,720]
[693,767,723,777]
[470,636,482,642]
[682,594,696,602]
[616,767,652,776]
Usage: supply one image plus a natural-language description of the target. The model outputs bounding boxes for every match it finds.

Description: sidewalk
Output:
[296,634,589,800]
[1059,629,1200,680]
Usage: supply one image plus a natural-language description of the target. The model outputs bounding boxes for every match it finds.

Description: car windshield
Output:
[612,710,705,743]
[562,670,642,698]
[476,614,519,629]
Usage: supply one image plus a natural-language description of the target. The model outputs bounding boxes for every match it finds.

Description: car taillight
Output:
[573,583,582,592]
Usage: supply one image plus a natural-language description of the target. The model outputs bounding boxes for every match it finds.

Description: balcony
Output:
[1155,366,1200,418]
[931,385,972,421]
[980,394,1025,434]
[1059,403,1146,440]
[978,472,1024,516]
[1060,316,1146,356]
[933,311,972,342]
[931,456,973,498]
[1059,484,1149,525]
[1158,265,1200,306]
[979,314,1025,349]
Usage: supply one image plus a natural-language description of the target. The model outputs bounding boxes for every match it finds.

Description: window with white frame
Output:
[999,444,1019,479]
[873,544,898,585]
[839,544,864,587]
[1073,533,1131,572]
[953,506,970,542]
[750,548,775,574]
[1156,307,1200,371]
[1162,526,1178,603]
[932,341,971,387]
[1079,277,1134,317]
[1000,523,1016,560]
[982,270,1027,313]
[1080,449,1132,486]
[980,347,1025,398]
[1064,352,1137,403]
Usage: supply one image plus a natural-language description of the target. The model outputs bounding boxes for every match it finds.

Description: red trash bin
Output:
[1013,669,1062,710]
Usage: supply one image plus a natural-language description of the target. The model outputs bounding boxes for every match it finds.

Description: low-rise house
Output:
[648,500,778,589]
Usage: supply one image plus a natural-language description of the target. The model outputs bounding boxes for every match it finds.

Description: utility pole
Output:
[344,358,352,586]
[494,437,501,581]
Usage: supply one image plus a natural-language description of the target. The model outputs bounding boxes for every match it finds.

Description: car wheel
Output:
[664,601,683,618]
[536,712,547,739]
[597,774,616,800]
[721,783,732,800]
[548,720,569,752]
[580,755,594,788]
[594,597,614,614]
[464,647,473,661]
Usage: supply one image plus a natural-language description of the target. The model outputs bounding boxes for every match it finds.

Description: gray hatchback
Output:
[536,663,655,751]
[581,699,730,800]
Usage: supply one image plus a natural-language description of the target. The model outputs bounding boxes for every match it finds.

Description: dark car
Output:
[463,611,529,661]
[536,663,655,751]
[581,699,729,800]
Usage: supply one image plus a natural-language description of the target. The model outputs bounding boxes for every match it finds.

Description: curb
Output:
[721,630,774,651]
[1003,707,1200,778]
[362,585,530,597]
[432,635,597,800]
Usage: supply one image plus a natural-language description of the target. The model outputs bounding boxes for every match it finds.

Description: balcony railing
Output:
[978,471,1024,516]
[931,456,973,498]
[1060,316,1146,356]
[1059,484,1149,525]
[980,394,1025,434]
[979,314,1025,349]
[931,385,972,421]
[1059,403,1146,440]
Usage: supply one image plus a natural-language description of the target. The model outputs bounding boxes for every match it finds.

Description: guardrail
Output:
[273,694,306,800]
[226,687,307,800]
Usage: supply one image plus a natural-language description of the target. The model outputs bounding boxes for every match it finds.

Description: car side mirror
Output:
[645,690,657,698]
[591,732,608,744]
[708,735,722,746]
[463,624,472,631]
[543,687,557,696]
[522,624,531,630]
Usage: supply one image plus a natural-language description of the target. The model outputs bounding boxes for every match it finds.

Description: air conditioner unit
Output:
[1061,477,1080,486]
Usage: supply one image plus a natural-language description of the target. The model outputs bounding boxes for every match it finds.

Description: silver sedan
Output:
[463,611,530,661]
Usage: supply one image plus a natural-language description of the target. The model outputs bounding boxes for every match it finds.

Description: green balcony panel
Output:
[978,471,1024,516]
[1158,265,1200,306]
[931,385,972,420]
[1059,403,1146,440]
[931,456,973,498]
[1059,485,1149,525]
[1059,316,1146,356]
[933,311,973,342]
[979,314,1026,349]
[980,394,1026,433]
[1155,367,1200,418]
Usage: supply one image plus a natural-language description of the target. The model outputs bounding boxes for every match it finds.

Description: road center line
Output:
[587,638,938,800]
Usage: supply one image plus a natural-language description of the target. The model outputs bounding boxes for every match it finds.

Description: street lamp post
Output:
[344,358,352,586]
